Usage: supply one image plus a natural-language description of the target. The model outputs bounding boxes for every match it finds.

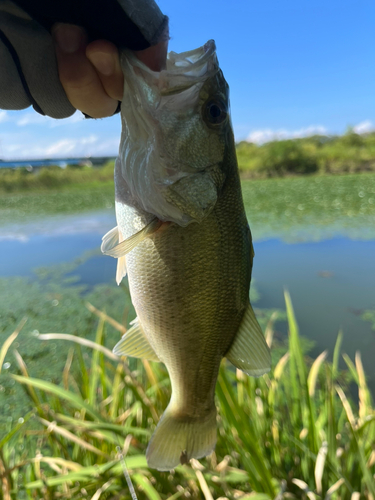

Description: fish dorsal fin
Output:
[101,218,162,259]
[113,318,160,362]
[226,303,271,377]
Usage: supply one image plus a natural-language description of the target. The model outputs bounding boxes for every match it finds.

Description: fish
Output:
[101,40,271,471]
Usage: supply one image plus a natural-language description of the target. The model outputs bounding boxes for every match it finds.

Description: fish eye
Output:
[204,99,228,126]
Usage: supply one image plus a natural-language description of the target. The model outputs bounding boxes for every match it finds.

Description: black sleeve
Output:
[0,0,167,118]
[13,0,168,50]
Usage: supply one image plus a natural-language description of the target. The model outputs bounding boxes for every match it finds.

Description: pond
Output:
[0,173,374,430]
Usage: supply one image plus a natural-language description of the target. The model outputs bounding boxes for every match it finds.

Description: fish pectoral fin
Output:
[101,217,162,259]
[226,302,271,377]
[101,226,120,254]
[113,318,160,362]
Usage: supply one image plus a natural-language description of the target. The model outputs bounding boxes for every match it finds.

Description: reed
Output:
[0,293,374,499]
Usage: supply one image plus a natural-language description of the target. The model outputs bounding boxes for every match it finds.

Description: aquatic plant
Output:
[0,293,374,499]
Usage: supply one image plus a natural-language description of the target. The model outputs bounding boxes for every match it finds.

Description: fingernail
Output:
[88,52,114,76]
[53,24,85,53]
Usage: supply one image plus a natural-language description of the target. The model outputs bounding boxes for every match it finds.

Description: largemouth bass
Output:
[102,40,271,471]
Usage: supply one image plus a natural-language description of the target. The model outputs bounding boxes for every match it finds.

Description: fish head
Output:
[156,60,231,175]
[116,40,235,226]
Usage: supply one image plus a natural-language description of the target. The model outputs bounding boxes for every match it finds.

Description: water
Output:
[0,158,87,169]
[0,157,115,169]
[0,174,374,398]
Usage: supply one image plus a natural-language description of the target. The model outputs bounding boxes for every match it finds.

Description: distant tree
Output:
[260,140,318,175]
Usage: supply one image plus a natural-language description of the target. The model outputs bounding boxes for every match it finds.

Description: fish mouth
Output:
[158,40,219,95]
[123,39,219,95]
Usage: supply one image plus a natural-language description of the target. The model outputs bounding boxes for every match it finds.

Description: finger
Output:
[86,40,124,102]
[52,23,118,118]
[134,40,168,71]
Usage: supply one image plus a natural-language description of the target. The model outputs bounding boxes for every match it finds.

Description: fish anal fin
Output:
[226,303,271,377]
[113,318,159,362]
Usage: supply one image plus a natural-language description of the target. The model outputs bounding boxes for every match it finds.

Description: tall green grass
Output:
[0,294,374,499]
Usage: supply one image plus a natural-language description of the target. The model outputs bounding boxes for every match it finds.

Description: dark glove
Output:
[0,0,167,118]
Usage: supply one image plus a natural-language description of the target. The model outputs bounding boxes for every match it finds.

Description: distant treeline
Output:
[0,160,115,192]
[237,130,375,177]
[1,131,375,193]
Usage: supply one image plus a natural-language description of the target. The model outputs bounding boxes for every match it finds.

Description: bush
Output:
[237,132,375,177]
[260,140,318,175]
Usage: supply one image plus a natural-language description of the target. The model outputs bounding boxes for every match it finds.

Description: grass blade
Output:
[332,330,343,380]
[11,375,104,421]
[308,350,328,397]
[0,317,27,373]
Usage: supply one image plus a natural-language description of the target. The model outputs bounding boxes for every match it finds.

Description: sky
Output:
[1,0,374,159]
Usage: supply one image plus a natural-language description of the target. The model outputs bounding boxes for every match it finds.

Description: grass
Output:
[0,293,374,499]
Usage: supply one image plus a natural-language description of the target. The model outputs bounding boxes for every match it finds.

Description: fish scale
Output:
[101,40,271,470]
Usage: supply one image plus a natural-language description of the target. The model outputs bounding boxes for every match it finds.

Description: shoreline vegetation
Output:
[0,293,374,498]
[1,131,375,193]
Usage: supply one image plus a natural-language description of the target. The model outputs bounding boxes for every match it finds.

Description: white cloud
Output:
[247,125,328,144]
[16,113,51,127]
[0,132,116,159]
[0,110,8,123]
[44,135,99,156]
[353,120,374,135]
[49,113,85,128]
[16,111,84,128]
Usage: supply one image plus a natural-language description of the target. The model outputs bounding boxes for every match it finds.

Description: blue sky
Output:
[1,0,374,159]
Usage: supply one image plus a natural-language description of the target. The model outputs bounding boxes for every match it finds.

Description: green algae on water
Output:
[243,173,375,242]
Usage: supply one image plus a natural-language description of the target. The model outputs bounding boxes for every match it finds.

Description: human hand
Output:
[53,23,168,119]
[0,0,168,118]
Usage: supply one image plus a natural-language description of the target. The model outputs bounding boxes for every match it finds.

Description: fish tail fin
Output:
[146,404,217,471]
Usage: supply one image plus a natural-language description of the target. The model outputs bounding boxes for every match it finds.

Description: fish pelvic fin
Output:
[101,217,162,259]
[116,228,127,285]
[226,302,271,377]
[101,226,128,284]
[146,405,217,471]
[116,256,127,285]
[113,318,160,362]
